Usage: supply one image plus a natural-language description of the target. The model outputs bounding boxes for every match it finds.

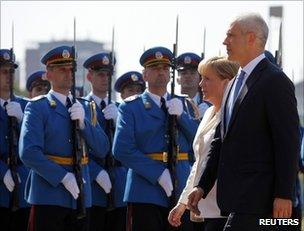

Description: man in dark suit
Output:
[187,13,300,231]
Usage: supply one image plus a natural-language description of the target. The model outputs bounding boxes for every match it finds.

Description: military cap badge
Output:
[155,51,163,59]
[131,74,139,81]
[62,50,70,59]
[3,52,10,60]
[102,56,110,65]
[184,56,192,64]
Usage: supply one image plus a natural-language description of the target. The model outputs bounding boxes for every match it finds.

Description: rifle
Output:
[104,26,116,211]
[275,21,282,68]
[71,18,86,219]
[167,15,179,209]
[7,23,19,211]
[199,27,206,103]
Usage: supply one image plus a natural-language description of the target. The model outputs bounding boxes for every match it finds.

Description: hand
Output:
[273,198,292,218]
[168,203,186,227]
[61,172,80,200]
[166,98,183,116]
[158,169,173,197]
[102,103,118,121]
[68,101,85,129]
[3,169,15,192]
[6,101,24,122]
[96,170,112,194]
[187,187,204,216]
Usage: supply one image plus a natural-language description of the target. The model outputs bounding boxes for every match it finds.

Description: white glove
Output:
[198,102,210,119]
[68,101,85,129]
[166,98,183,116]
[158,169,173,197]
[6,101,24,122]
[102,103,118,121]
[3,169,15,192]
[96,170,112,194]
[61,172,80,200]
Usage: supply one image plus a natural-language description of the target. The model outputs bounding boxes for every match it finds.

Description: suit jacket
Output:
[179,106,223,218]
[113,92,198,207]
[198,58,300,215]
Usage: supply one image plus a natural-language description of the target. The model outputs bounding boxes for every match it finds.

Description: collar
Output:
[88,91,108,106]
[145,89,168,107]
[241,53,266,78]
[0,98,11,108]
[192,92,200,105]
[49,89,72,106]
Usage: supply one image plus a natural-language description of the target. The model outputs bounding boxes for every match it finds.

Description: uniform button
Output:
[68,139,71,143]
[5,136,8,140]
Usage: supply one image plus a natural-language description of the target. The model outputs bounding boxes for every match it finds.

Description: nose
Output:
[223,36,228,46]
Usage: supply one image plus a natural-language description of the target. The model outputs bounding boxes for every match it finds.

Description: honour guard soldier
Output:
[26,70,51,98]
[113,46,198,231]
[0,49,30,231]
[19,46,110,231]
[177,52,210,119]
[83,53,126,231]
[114,71,145,100]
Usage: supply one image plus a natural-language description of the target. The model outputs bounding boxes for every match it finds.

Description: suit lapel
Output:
[46,93,69,118]
[141,92,165,120]
[226,58,268,134]
[221,78,235,139]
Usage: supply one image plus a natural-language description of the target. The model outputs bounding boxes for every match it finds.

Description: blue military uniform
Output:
[113,92,198,205]
[177,52,210,120]
[0,48,30,231]
[19,93,109,208]
[113,47,198,231]
[84,52,127,231]
[0,96,29,208]
[18,46,110,231]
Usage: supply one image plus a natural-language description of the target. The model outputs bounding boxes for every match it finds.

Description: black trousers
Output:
[89,206,127,231]
[28,205,89,231]
[204,218,227,231]
[0,207,30,231]
[105,206,127,231]
[128,203,170,231]
[88,206,106,231]
[223,212,296,231]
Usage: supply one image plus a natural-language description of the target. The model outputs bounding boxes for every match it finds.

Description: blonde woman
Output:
[168,57,239,231]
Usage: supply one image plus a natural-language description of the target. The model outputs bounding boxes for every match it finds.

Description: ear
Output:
[247,32,256,46]
[142,69,147,81]
[46,70,52,81]
[86,71,92,82]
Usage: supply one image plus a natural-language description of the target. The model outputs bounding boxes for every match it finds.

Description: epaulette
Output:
[124,94,140,102]
[30,95,46,101]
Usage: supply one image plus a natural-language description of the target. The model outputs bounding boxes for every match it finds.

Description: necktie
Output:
[232,70,246,104]
[66,97,72,109]
[225,70,246,131]
[100,100,106,110]
[3,101,8,110]
[160,97,167,115]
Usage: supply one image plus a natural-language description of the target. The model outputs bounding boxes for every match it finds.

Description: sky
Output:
[0,0,303,90]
